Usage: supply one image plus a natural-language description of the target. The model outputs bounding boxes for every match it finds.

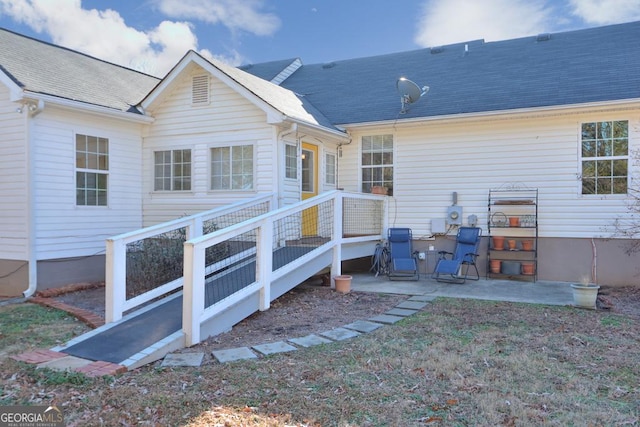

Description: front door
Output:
[301,142,318,236]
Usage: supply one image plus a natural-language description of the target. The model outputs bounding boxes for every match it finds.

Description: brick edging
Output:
[30,297,104,328]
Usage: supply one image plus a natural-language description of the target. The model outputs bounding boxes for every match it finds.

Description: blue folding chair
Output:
[432,227,482,283]
[387,228,419,281]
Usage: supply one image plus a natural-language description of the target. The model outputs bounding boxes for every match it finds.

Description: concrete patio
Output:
[348,272,575,306]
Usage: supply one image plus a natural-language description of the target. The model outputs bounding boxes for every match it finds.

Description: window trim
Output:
[285,143,298,180]
[325,152,336,186]
[579,120,629,197]
[360,134,394,194]
[153,149,192,192]
[75,133,109,207]
[210,144,255,191]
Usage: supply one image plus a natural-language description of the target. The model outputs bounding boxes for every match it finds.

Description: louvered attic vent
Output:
[192,75,210,105]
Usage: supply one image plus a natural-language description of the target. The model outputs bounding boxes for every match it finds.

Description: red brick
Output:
[12,349,67,364]
[30,297,104,328]
[75,361,127,377]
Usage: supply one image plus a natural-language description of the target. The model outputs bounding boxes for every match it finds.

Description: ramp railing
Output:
[105,193,277,322]
[182,190,387,345]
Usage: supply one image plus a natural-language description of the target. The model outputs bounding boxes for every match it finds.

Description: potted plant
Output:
[570,275,600,309]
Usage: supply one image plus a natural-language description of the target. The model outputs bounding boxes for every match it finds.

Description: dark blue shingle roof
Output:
[256,21,640,125]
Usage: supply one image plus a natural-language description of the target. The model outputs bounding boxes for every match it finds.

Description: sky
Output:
[1,0,639,77]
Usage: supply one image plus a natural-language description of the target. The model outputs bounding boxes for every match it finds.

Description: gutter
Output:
[279,115,350,142]
[21,91,155,124]
[339,98,640,129]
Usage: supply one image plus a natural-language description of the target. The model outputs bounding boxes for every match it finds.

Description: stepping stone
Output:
[37,355,93,371]
[369,314,405,324]
[161,352,204,367]
[343,320,383,333]
[409,295,436,302]
[288,334,332,348]
[320,327,361,341]
[386,308,418,317]
[396,300,429,310]
[252,341,297,356]
[212,347,257,363]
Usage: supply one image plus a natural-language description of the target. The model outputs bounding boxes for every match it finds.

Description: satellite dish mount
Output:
[396,77,429,114]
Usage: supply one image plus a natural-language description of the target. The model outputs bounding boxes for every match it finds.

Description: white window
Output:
[361,134,393,193]
[76,134,108,206]
[325,152,336,185]
[581,121,628,195]
[154,149,192,191]
[211,145,254,190]
[285,144,297,179]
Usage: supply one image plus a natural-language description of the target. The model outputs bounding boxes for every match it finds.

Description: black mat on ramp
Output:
[61,246,316,363]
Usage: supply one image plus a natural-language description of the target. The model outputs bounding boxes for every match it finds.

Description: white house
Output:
[1,21,639,296]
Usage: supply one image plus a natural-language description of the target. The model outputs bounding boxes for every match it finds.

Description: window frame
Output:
[325,152,336,186]
[579,120,629,196]
[210,144,255,191]
[361,134,394,194]
[153,149,192,192]
[285,143,298,180]
[75,133,109,207]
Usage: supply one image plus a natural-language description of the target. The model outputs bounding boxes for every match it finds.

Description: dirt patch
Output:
[597,285,640,319]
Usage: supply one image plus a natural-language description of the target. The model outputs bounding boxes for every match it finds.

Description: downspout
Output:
[23,101,42,297]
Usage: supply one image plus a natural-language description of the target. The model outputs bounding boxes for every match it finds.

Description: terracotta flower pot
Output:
[334,275,352,294]
[521,239,534,251]
[492,236,505,250]
[509,216,520,227]
[521,262,535,275]
[490,259,501,273]
[508,239,517,250]
[371,186,388,195]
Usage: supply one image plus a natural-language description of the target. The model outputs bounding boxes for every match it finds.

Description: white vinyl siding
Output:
[340,110,637,239]
[30,107,143,259]
[142,65,274,225]
[0,89,29,260]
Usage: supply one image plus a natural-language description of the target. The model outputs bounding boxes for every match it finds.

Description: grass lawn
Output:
[1,298,638,426]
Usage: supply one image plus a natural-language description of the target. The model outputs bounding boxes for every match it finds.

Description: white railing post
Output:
[382,196,390,236]
[331,193,343,285]
[257,218,273,311]
[105,238,126,323]
[188,216,204,239]
[183,241,205,346]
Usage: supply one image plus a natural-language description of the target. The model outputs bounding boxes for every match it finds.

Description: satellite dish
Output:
[396,77,429,114]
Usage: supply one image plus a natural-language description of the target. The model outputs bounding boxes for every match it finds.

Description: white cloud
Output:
[154,0,280,36]
[414,0,554,47]
[0,0,245,76]
[569,0,640,24]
